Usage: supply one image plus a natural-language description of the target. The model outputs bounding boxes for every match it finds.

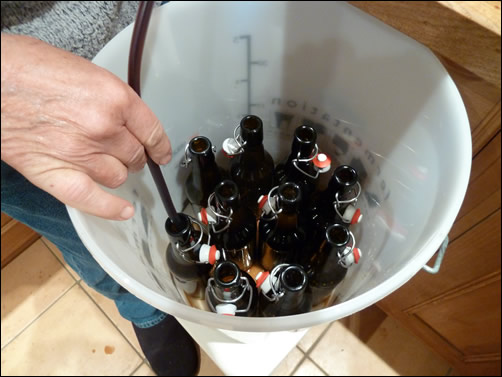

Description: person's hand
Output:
[1,34,172,220]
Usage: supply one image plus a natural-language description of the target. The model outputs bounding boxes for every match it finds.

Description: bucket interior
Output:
[67,1,471,332]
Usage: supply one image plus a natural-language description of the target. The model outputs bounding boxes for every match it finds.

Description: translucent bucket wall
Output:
[67,2,471,375]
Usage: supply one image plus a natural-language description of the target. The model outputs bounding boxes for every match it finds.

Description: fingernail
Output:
[120,206,134,220]
[160,155,171,165]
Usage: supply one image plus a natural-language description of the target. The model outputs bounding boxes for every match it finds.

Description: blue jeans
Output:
[1,160,167,328]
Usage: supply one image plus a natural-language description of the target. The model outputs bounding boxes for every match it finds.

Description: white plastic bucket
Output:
[67,1,471,374]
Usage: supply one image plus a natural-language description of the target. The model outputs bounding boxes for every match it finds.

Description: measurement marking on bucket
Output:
[235,34,267,114]
[232,38,392,203]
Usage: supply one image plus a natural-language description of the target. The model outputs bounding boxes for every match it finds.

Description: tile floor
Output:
[1,238,454,376]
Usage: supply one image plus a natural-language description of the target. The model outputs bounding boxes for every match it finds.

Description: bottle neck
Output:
[213,181,248,237]
[280,286,307,310]
[323,178,353,205]
[214,181,241,213]
[323,166,358,204]
[317,240,346,266]
[278,266,308,311]
[274,183,302,229]
[220,196,241,214]
[226,203,255,248]
[285,143,315,180]
[240,115,264,146]
[276,211,299,230]
[288,138,315,161]
[191,152,218,174]
[242,144,266,160]
[214,281,243,301]
[287,159,315,180]
[165,214,201,261]
[312,224,350,273]
[189,152,220,205]
[213,262,245,302]
[166,214,192,245]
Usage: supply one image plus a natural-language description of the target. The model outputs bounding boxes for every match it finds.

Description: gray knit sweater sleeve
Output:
[1,1,142,60]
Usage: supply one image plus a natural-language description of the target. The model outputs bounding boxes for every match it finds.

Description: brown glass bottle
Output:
[308,224,359,308]
[206,260,258,317]
[321,165,360,221]
[165,213,215,301]
[185,136,224,214]
[259,264,311,317]
[275,125,318,204]
[261,182,306,271]
[211,180,257,272]
[256,189,281,262]
[257,211,276,263]
[307,165,362,252]
[231,115,275,216]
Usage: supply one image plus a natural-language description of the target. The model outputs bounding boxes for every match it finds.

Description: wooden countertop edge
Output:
[348,1,501,88]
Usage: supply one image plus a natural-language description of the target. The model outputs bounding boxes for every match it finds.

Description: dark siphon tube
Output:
[128,1,184,229]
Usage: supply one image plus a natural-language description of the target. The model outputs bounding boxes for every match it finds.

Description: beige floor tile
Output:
[133,362,157,376]
[298,322,332,353]
[41,237,81,281]
[293,358,327,376]
[0,285,142,376]
[199,348,225,376]
[271,346,304,376]
[338,305,388,343]
[310,315,452,376]
[80,281,144,358]
[310,320,400,376]
[1,239,76,348]
[365,317,451,376]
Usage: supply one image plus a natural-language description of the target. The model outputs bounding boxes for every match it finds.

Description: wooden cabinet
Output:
[377,136,501,375]
[1,212,40,268]
[348,2,501,375]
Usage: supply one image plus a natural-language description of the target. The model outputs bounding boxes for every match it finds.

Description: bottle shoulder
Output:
[260,284,311,317]
[231,149,275,173]
[166,243,211,279]
[217,207,257,249]
[185,167,224,206]
[310,244,347,274]
[266,226,306,248]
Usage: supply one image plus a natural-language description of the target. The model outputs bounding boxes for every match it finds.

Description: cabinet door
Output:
[377,133,501,376]
[1,213,41,268]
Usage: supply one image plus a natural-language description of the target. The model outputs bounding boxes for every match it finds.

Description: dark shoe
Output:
[133,315,200,376]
